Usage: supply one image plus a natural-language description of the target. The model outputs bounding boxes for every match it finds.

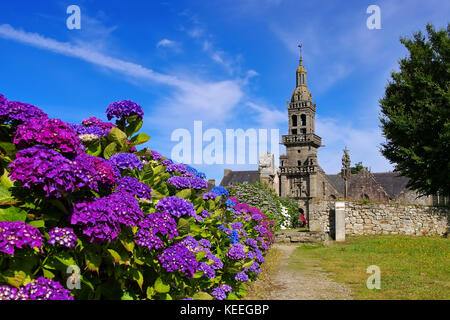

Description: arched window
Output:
[297,160,302,167]
[301,114,306,126]
[291,115,298,127]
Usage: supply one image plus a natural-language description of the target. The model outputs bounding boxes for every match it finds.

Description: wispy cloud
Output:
[316,116,392,174]
[246,101,285,128]
[156,38,177,48]
[0,24,243,127]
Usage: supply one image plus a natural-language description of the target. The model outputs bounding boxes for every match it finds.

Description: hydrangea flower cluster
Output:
[70,191,144,243]
[138,211,178,239]
[82,116,115,135]
[234,272,249,282]
[211,284,232,300]
[0,221,43,255]
[106,100,144,120]
[183,164,206,179]
[134,229,164,251]
[210,186,229,197]
[155,196,196,218]
[115,176,152,200]
[69,123,104,139]
[198,262,215,279]
[48,227,77,248]
[0,285,28,300]
[14,118,82,155]
[9,146,76,197]
[19,277,73,300]
[150,150,163,161]
[165,163,187,174]
[226,243,246,260]
[167,176,208,190]
[0,100,47,125]
[109,153,143,171]
[158,242,198,278]
[160,159,172,166]
[202,192,219,200]
[9,146,115,197]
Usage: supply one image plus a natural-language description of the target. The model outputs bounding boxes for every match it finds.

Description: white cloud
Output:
[315,116,393,174]
[246,101,286,128]
[0,24,244,127]
[156,38,177,48]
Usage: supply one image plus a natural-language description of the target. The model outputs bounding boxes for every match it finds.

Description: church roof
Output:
[325,171,411,199]
[220,170,260,187]
[372,172,410,198]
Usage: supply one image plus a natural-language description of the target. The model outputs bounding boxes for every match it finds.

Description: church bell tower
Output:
[279,45,322,202]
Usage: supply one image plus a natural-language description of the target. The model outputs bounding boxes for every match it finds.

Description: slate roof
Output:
[372,172,410,198]
[220,170,260,187]
[325,171,410,199]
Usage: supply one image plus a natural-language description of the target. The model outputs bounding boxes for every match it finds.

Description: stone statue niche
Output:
[258,153,275,177]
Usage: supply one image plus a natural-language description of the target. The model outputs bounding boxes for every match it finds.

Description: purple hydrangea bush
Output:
[0,94,275,301]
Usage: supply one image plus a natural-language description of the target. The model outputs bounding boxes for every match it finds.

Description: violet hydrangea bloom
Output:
[160,159,172,166]
[155,196,196,218]
[14,118,82,155]
[70,191,144,243]
[9,146,77,197]
[48,227,77,248]
[199,239,211,248]
[20,277,73,300]
[139,211,178,239]
[134,229,164,251]
[106,100,144,120]
[167,176,208,190]
[150,150,163,161]
[202,192,218,200]
[158,242,198,278]
[0,221,43,255]
[234,272,249,282]
[165,163,187,174]
[82,116,115,135]
[0,285,27,300]
[226,243,246,260]
[0,100,47,125]
[198,262,215,279]
[115,176,152,200]
[109,153,143,171]
[211,284,232,300]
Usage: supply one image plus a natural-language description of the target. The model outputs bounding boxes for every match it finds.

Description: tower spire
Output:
[298,43,303,65]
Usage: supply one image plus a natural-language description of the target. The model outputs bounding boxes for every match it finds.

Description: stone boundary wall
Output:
[309,200,449,237]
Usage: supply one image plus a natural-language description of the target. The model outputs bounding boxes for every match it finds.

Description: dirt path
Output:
[263,244,353,300]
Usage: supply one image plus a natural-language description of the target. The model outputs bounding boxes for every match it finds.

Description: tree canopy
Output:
[380,23,450,196]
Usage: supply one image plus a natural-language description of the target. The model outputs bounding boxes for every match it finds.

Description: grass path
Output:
[245,244,353,300]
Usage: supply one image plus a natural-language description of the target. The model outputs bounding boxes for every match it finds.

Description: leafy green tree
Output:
[351,162,367,174]
[380,23,450,196]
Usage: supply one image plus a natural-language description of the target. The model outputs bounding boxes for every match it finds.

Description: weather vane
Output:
[298,43,302,60]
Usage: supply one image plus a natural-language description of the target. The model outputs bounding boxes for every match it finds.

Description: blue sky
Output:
[0,0,449,183]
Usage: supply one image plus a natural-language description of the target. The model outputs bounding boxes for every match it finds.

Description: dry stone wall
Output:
[309,200,449,236]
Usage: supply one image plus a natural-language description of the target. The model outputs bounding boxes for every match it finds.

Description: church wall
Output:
[309,200,449,236]
[395,189,433,205]
[347,170,390,202]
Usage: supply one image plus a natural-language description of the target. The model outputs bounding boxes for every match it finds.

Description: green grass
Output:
[290,235,450,300]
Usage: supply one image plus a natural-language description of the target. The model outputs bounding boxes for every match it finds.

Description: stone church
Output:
[219,52,447,210]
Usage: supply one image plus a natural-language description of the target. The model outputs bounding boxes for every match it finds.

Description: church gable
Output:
[347,169,391,201]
